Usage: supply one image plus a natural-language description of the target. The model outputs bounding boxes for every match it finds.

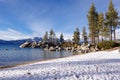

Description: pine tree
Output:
[60,33,64,44]
[49,29,55,43]
[73,28,80,44]
[87,3,98,44]
[101,26,110,41]
[97,13,104,41]
[50,29,54,37]
[106,0,119,41]
[43,31,48,43]
[82,26,87,43]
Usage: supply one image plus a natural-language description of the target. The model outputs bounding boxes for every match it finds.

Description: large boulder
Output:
[77,45,81,50]
[90,47,96,52]
[31,41,38,48]
[71,47,75,52]
[95,45,99,51]
[37,42,42,47]
[80,43,90,53]
[44,47,49,51]
[20,42,31,48]
[49,46,56,51]
[58,47,62,51]
[55,46,62,51]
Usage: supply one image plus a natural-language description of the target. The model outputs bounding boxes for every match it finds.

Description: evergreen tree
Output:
[106,0,119,41]
[60,33,64,44]
[49,29,55,43]
[82,26,87,43]
[50,29,54,37]
[43,31,48,42]
[97,13,105,41]
[101,26,110,41]
[73,28,80,44]
[87,3,98,44]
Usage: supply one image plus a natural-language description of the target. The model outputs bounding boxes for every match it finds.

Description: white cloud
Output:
[0,28,31,40]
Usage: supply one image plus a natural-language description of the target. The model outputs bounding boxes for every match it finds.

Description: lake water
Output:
[0,44,73,67]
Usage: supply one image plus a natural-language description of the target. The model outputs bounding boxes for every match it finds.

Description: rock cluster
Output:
[43,44,62,51]
[20,41,62,51]
[44,46,62,51]
[20,41,99,53]
[63,43,99,53]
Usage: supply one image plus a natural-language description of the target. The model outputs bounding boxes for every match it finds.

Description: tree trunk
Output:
[91,33,93,44]
[110,27,112,41]
[93,32,95,45]
[114,29,116,41]
[91,30,95,45]
[102,36,104,42]
[91,30,93,44]
[97,31,99,43]
[98,36,99,43]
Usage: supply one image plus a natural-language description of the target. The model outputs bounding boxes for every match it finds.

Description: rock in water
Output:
[49,46,56,51]
[20,41,31,48]
[31,41,37,48]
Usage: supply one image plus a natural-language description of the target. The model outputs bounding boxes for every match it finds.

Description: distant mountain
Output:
[0,37,42,45]
[0,40,7,44]
[32,37,42,42]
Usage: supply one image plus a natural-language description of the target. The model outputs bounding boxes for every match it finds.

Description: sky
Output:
[0,0,120,40]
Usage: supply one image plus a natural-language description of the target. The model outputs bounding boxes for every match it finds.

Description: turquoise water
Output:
[0,44,73,66]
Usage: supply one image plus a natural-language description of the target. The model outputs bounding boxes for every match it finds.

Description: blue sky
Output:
[0,0,120,40]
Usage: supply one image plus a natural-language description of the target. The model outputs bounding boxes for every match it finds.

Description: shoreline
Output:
[0,47,119,69]
[0,49,120,80]
[0,52,81,69]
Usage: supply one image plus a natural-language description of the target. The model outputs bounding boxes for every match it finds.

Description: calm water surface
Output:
[0,44,73,66]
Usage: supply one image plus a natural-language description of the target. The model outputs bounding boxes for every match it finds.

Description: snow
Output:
[0,49,120,80]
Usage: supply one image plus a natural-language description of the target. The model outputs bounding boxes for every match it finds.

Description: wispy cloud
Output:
[0,28,31,40]
[0,0,119,41]
[26,19,53,36]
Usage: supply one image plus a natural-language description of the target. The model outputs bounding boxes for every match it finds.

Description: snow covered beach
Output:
[0,49,120,80]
